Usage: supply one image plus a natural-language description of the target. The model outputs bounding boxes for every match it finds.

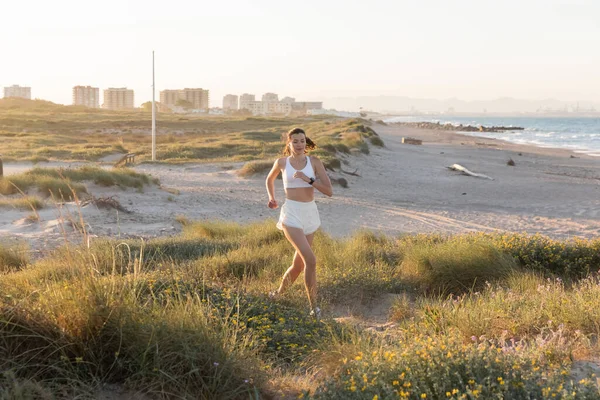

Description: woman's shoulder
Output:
[309,155,322,164]
[276,157,287,167]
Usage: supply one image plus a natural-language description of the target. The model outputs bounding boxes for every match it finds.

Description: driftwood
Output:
[114,153,136,168]
[402,137,423,145]
[82,196,131,213]
[340,167,361,177]
[447,164,494,180]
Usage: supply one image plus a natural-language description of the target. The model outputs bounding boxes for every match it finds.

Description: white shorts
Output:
[276,199,321,235]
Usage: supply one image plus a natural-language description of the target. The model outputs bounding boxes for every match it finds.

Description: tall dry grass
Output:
[1,218,600,398]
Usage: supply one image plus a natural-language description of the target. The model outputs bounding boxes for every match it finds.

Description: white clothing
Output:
[276,199,321,235]
[282,156,315,189]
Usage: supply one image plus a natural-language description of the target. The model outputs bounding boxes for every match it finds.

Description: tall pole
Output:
[152,50,156,161]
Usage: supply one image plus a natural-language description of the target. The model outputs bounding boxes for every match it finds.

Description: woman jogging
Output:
[265,127,333,319]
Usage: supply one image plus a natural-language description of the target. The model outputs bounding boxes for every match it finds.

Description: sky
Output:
[1,0,599,109]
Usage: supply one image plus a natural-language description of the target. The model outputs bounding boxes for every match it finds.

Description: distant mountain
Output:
[320,96,600,114]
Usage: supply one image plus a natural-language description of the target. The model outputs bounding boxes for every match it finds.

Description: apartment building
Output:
[3,85,31,99]
[72,86,100,108]
[239,93,320,115]
[243,101,264,115]
[103,88,134,110]
[159,90,180,107]
[160,88,210,110]
[262,92,279,103]
[267,101,291,115]
[239,93,255,110]
[222,94,239,110]
[244,101,291,116]
[182,88,209,110]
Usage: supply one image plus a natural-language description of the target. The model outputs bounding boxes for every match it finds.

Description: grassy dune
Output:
[0,166,157,208]
[0,99,381,173]
[1,221,600,398]
[0,98,328,163]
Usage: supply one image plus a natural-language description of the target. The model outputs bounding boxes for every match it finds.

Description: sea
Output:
[383,116,600,157]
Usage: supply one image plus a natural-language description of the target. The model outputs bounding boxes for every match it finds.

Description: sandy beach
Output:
[1,122,600,257]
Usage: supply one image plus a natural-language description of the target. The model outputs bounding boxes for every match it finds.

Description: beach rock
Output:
[394,122,524,132]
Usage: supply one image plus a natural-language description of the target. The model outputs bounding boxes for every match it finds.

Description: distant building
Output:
[160,88,209,110]
[222,94,239,110]
[244,101,291,116]
[239,93,255,110]
[267,102,291,115]
[103,88,134,110]
[292,101,323,112]
[262,92,279,103]
[239,93,320,115]
[3,85,31,99]
[182,88,209,110]
[159,90,180,108]
[72,86,100,108]
[244,101,264,115]
[308,109,359,117]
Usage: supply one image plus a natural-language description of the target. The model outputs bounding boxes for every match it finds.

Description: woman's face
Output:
[289,133,306,155]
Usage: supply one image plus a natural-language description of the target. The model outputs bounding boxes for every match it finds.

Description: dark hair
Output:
[282,127,317,156]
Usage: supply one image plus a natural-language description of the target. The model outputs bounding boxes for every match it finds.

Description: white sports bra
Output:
[283,156,316,189]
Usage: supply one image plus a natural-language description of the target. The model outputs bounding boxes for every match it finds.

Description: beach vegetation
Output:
[0,196,44,211]
[2,220,599,398]
[237,160,273,177]
[0,242,28,272]
[1,101,383,178]
[370,136,385,147]
[0,166,157,200]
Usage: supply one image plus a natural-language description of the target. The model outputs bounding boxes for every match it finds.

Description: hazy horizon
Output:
[2,0,599,111]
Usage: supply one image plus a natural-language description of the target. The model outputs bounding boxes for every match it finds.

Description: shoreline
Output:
[383,122,600,161]
[380,116,600,157]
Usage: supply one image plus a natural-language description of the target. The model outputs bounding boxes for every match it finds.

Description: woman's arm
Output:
[311,156,333,197]
[265,158,282,207]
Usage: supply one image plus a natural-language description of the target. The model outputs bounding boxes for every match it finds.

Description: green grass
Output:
[400,240,517,295]
[0,196,44,211]
[2,222,600,398]
[0,243,29,272]
[0,166,157,200]
[237,160,273,177]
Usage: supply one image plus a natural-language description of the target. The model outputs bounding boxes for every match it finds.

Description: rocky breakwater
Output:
[395,121,525,132]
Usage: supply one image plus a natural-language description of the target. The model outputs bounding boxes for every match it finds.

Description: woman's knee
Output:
[302,253,316,269]
[289,262,304,275]
[293,252,304,264]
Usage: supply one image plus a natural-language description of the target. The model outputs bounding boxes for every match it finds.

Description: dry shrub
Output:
[237,160,273,177]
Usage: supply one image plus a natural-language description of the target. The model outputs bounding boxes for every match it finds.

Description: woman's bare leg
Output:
[281,226,317,310]
[276,233,314,294]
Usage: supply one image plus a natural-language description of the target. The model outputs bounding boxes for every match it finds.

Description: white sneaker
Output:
[309,307,322,320]
[268,290,278,299]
